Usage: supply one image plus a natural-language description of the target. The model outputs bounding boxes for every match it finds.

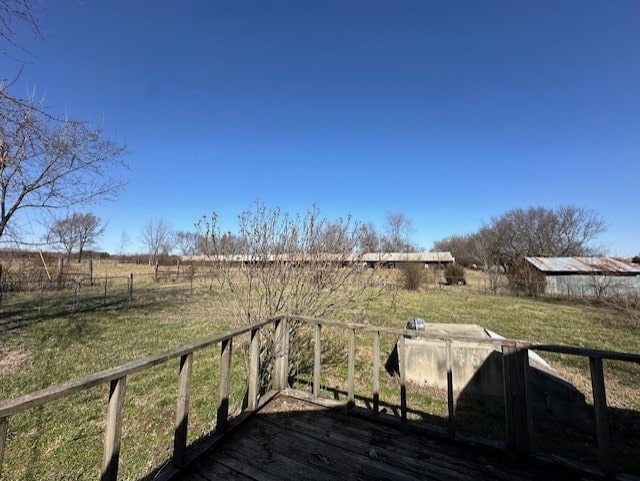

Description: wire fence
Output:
[1,261,638,327]
[0,274,217,336]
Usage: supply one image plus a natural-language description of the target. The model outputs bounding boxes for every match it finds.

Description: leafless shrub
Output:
[197,201,386,388]
[401,263,425,290]
[444,263,466,286]
[506,257,545,296]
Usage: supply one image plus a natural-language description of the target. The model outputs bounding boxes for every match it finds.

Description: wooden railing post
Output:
[313,323,321,399]
[372,330,380,415]
[173,353,193,468]
[347,328,356,408]
[248,328,260,411]
[0,416,8,479]
[502,343,531,460]
[217,338,233,433]
[589,356,613,476]
[446,339,455,435]
[101,376,127,481]
[398,335,407,421]
[273,318,289,391]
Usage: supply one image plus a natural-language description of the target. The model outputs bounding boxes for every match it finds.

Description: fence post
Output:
[313,323,321,399]
[128,274,133,302]
[502,342,532,460]
[372,330,380,415]
[101,376,127,481]
[173,353,193,468]
[273,318,289,391]
[57,257,64,289]
[0,263,3,307]
[88,259,93,286]
[73,281,80,310]
[39,280,44,313]
[217,338,233,433]
[0,416,7,479]
[446,339,455,435]
[248,328,261,410]
[589,356,613,476]
[398,335,407,421]
[347,328,355,408]
[103,274,108,306]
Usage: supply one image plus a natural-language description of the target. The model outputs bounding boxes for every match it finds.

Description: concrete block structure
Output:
[391,323,586,423]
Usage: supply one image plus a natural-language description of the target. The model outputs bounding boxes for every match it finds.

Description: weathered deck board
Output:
[177,395,598,481]
[256,406,503,481]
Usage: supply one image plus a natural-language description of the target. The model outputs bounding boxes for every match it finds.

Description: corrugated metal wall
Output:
[545,275,640,297]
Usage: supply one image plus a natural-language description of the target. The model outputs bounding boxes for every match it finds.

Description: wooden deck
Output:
[176,392,598,481]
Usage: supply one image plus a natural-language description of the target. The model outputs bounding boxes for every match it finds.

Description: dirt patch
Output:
[0,348,30,376]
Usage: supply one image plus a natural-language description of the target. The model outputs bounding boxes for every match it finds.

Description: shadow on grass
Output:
[290,376,443,423]
[384,340,640,475]
[0,284,197,333]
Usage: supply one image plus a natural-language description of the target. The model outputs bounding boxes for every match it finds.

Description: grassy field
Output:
[1,261,639,479]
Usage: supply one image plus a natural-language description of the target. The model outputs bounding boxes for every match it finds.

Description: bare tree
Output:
[118,230,131,256]
[0,97,126,240]
[381,211,415,252]
[0,2,127,241]
[359,222,380,252]
[470,227,501,293]
[47,212,104,262]
[140,219,173,264]
[483,205,606,265]
[197,201,386,388]
[198,202,381,323]
[431,205,606,295]
[431,234,475,266]
[174,230,199,257]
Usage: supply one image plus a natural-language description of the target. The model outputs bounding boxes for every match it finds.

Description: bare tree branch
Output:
[0,97,127,239]
[381,211,415,252]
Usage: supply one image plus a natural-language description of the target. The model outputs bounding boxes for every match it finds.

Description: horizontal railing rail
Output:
[1,314,638,480]
[0,318,276,419]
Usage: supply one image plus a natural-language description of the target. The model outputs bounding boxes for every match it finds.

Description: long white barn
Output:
[185,251,455,268]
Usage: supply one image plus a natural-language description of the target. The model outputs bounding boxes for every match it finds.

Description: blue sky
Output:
[8,1,640,255]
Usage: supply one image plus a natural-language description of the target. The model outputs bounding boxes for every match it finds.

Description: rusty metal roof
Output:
[525,257,640,274]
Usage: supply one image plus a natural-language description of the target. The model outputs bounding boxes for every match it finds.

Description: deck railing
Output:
[0,316,280,481]
[1,315,639,480]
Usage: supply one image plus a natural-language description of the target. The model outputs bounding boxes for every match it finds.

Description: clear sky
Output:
[7,0,640,255]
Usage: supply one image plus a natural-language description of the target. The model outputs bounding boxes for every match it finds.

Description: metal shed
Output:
[524,256,640,297]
